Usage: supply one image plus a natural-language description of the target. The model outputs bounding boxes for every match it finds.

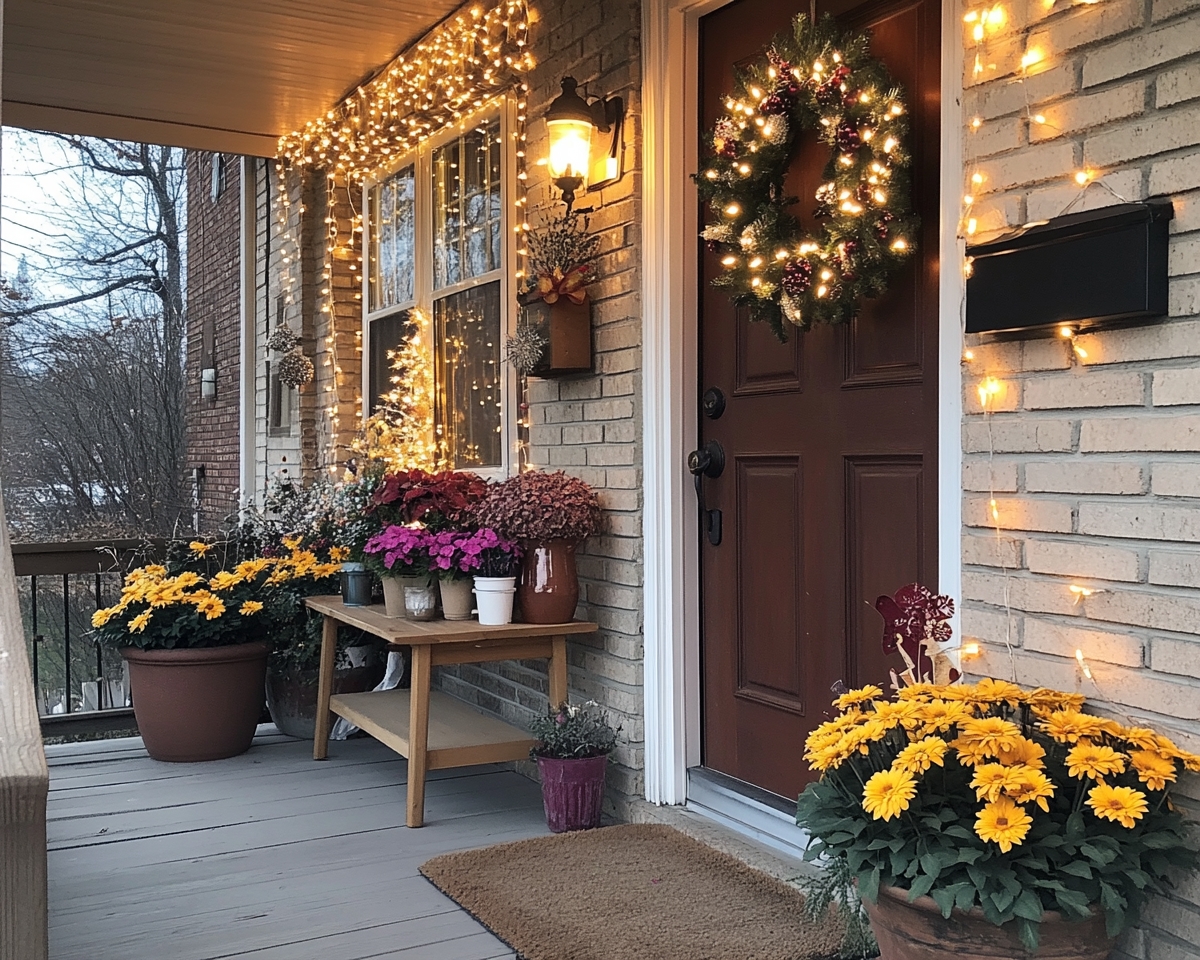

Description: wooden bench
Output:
[306,596,597,827]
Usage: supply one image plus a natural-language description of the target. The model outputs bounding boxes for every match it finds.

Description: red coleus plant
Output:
[874,583,960,687]
[370,469,489,529]
[473,470,601,542]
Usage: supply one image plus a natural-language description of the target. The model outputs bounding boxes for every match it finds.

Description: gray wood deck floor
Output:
[45,726,549,960]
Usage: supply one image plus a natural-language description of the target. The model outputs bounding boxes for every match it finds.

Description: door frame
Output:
[641,0,964,805]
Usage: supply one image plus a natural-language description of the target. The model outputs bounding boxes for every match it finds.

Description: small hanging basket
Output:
[276,350,315,387]
[266,324,302,354]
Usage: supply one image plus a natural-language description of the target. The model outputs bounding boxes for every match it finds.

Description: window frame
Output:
[361,97,517,479]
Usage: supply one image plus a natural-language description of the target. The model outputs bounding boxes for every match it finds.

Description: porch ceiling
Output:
[2,0,463,157]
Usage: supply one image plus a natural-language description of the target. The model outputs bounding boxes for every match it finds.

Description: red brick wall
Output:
[185,152,242,530]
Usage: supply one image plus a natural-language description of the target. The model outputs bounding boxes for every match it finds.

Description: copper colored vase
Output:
[122,642,269,762]
[517,538,580,624]
[864,884,1113,960]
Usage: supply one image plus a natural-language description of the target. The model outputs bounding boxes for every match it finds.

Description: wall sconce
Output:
[544,77,624,212]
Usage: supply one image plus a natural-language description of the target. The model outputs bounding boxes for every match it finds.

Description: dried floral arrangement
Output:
[473,470,602,542]
[524,208,602,304]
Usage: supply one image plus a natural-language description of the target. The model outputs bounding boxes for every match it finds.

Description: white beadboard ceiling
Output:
[2,0,463,156]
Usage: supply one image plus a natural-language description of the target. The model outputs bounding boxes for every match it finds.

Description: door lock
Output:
[688,440,725,545]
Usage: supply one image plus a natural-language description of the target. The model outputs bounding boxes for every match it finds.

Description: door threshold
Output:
[686,766,811,862]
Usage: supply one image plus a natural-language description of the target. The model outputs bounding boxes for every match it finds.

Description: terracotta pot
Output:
[537,754,607,832]
[264,645,384,739]
[122,642,269,762]
[863,884,1114,960]
[517,538,580,624]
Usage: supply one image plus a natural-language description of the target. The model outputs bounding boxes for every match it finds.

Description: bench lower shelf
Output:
[330,689,536,770]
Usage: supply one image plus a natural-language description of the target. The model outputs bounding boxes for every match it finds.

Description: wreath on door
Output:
[696,14,919,341]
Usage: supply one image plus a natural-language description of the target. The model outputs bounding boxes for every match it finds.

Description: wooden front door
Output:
[697,0,942,800]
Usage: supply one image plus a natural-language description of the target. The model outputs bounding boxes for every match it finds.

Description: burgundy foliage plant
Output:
[473,471,601,542]
[370,469,488,529]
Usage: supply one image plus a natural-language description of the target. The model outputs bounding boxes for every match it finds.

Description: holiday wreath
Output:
[696,15,919,339]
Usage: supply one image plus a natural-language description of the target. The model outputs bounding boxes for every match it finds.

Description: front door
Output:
[697,0,942,801]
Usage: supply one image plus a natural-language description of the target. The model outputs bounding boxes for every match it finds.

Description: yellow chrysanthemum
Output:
[913,699,974,737]
[995,736,1046,769]
[1087,783,1148,828]
[1042,710,1108,744]
[893,737,948,775]
[1116,726,1168,751]
[958,716,1024,756]
[209,571,244,592]
[1180,752,1200,774]
[193,594,226,621]
[282,536,302,551]
[809,743,852,772]
[92,607,115,628]
[973,678,1026,705]
[1065,743,1127,781]
[896,682,938,702]
[1006,766,1056,812]
[174,571,203,589]
[1027,688,1086,712]
[329,545,350,562]
[1129,750,1177,791]
[952,736,991,768]
[235,558,272,579]
[189,541,212,556]
[239,600,264,616]
[128,611,152,634]
[861,768,918,821]
[975,795,1032,853]
[971,763,1028,802]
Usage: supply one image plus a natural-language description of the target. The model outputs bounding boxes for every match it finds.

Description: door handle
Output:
[688,440,724,546]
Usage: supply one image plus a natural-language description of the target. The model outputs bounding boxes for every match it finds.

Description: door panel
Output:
[698,0,941,800]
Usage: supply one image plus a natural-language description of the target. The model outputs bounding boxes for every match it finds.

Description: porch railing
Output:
[1,522,50,960]
[11,540,157,722]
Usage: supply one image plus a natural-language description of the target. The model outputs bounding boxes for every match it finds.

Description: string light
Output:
[1059,324,1089,360]
[1075,649,1093,681]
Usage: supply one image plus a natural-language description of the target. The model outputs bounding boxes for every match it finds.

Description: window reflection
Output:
[433,119,502,290]
[370,164,416,311]
[433,281,502,468]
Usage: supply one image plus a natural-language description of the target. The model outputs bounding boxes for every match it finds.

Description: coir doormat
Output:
[420,823,843,960]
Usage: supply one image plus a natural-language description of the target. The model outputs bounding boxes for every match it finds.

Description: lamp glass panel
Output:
[547,118,593,182]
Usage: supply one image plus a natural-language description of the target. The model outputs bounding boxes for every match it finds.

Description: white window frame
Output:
[361,97,518,479]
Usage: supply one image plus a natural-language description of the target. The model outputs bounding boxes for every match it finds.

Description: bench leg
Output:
[549,636,568,708]
[406,644,432,827]
[313,615,337,760]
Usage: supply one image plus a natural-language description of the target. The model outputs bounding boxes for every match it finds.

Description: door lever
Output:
[687,440,725,545]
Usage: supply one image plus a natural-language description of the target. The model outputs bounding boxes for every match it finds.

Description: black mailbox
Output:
[965,199,1173,335]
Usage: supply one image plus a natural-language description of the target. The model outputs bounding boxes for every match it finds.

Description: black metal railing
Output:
[11,540,158,718]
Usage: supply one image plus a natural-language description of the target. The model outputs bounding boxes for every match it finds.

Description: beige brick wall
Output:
[962,0,1200,953]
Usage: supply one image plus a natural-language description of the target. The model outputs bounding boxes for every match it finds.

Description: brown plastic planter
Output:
[122,642,269,762]
[863,884,1113,960]
[523,297,592,376]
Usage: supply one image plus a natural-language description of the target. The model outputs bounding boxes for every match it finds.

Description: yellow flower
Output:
[896,682,938,702]
[189,541,212,557]
[1042,710,1108,744]
[92,607,116,628]
[1087,783,1148,828]
[174,571,203,589]
[1180,752,1200,774]
[329,546,350,562]
[973,678,1026,705]
[893,737,948,775]
[1065,743,1127,781]
[193,594,226,621]
[313,562,342,579]
[282,536,302,551]
[913,699,974,737]
[1129,750,1177,791]
[995,736,1046,769]
[862,768,918,821]
[971,763,1028,802]
[235,558,272,579]
[958,716,1024,757]
[1006,767,1056,812]
[810,743,851,772]
[128,611,152,633]
[209,570,244,592]
[975,795,1032,853]
[239,600,264,616]
[952,737,991,768]
[835,685,884,712]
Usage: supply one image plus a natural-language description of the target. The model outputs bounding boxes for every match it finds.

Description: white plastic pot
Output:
[473,576,517,626]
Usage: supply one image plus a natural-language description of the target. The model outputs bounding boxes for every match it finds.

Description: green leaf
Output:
[991,887,1016,914]
[919,853,942,879]
[956,848,984,865]
[1059,860,1093,879]
[1054,887,1093,919]
[1013,888,1043,923]
[930,887,956,918]
[1066,812,1086,842]
[858,866,880,904]
[908,873,937,901]
[1017,916,1041,954]
[954,884,977,913]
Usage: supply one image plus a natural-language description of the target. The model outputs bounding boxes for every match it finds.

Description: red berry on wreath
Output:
[836,124,862,152]
[782,259,815,296]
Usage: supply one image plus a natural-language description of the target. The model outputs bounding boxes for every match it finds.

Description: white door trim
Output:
[640,0,965,806]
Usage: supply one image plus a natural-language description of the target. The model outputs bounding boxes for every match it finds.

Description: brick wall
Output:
[960,1,1200,954]
[185,152,243,530]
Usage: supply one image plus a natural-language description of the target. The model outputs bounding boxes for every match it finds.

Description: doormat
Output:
[420,823,844,960]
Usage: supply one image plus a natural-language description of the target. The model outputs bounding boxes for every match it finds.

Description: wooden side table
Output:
[305,595,598,827]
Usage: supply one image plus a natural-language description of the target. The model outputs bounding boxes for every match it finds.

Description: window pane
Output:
[433,117,502,291]
[434,281,502,468]
[369,165,415,312]
[368,311,415,415]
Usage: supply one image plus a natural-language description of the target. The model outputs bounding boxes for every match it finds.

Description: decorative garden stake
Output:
[875,583,960,687]
[695,14,919,339]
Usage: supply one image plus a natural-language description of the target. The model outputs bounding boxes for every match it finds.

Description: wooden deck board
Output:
[45,725,542,959]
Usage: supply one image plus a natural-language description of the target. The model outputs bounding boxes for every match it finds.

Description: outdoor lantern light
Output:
[545,77,624,212]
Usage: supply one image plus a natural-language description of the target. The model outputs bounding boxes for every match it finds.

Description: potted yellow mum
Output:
[797,679,1200,959]
[92,539,341,762]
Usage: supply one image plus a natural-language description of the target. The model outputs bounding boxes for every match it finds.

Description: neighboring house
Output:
[156,0,1200,953]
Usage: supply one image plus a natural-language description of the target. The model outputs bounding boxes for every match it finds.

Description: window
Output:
[364,108,511,473]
